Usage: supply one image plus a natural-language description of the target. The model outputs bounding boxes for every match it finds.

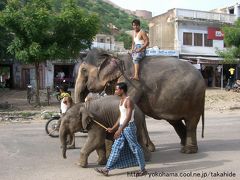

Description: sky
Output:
[109,0,239,16]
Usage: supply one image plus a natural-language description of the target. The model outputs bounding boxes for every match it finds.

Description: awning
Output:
[181,56,224,64]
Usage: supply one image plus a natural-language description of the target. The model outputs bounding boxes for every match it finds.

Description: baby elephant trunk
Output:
[59,128,67,159]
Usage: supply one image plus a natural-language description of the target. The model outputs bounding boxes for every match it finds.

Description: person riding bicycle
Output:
[59,85,72,114]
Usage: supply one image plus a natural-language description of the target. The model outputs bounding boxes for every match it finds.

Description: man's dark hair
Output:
[116,82,128,93]
[132,19,141,26]
[59,84,68,92]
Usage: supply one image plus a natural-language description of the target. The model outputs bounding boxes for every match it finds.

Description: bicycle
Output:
[27,84,35,104]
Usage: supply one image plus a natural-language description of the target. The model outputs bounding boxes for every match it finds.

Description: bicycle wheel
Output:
[27,92,35,105]
[27,94,31,104]
[45,118,60,137]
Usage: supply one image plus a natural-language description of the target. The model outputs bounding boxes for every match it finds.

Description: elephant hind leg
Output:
[180,117,200,154]
[105,139,113,159]
[167,120,186,146]
[96,144,107,165]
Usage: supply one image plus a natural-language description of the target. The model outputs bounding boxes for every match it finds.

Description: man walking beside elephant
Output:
[94,82,147,176]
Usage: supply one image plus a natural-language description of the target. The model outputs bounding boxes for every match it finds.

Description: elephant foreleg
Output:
[137,132,151,161]
[67,133,75,149]
[79,128,105,167]
[167,120,186,146]
[141,119,155,152]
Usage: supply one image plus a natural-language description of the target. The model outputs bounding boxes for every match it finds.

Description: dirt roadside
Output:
[205,88,240,112]
[0,88,240,122]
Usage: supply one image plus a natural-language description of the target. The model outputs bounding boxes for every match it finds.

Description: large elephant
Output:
[74,48,206,153]
[60,95,152,167]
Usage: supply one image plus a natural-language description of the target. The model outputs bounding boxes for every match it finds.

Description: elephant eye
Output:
[81,68,87,74]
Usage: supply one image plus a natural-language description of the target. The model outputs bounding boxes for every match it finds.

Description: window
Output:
[229,8,234,14]
[183,32,192,45]
[204,34,213,47]
[194,33,203,46]
[100,39,104,43]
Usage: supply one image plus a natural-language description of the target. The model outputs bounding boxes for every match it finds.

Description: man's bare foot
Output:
[136,169,148,176]
[94,168,109,176]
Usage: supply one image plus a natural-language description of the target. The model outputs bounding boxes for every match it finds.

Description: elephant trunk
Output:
[59,127,67,159]
[74,84,89,103]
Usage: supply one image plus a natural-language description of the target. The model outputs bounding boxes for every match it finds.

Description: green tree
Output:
[0,0,99,105]
[75,0,149,47]
[218,19,240,64]
[0,0,7,10]
[0,0,13,60]
[115,33,132,49]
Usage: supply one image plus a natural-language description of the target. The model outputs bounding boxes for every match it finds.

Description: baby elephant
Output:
[59,95,154,167]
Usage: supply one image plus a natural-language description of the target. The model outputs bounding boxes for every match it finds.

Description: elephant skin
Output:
[74,48,206,154]
[59,95,152,167]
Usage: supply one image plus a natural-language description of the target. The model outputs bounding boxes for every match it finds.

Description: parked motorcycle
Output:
[225,79,240,92]
[45,114,61,137]
[232,80,240,92]
[45,114,88,137]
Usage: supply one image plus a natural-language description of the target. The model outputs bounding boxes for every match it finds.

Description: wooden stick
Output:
[93,120,108,130]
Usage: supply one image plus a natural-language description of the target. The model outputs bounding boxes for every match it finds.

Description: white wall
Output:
[45,61,54,88]
[178,23,225,56]
[91,42,115,51]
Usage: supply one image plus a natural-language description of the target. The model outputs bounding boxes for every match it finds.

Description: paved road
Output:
[0,111,239,180]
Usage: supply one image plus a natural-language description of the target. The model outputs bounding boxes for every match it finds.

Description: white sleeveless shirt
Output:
[133,29,144,45]
[119,97,134,125]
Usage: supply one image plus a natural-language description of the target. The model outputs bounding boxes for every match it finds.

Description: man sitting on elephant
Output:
[94,82,147,176]
[131,19,149,81]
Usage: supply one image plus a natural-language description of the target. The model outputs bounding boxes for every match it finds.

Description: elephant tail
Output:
[201,95,205,138]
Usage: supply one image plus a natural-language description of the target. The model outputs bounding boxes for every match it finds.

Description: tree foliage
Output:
[74,0,149,47]
[76,0,148,33]
[0,0,99,63]
[218,19,240,64]
[115,33,132,49]
[0,0,13,60]
[0,0,99,105]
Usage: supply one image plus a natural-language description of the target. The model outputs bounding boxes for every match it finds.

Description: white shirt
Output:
[119,97,134,125]
[61,99,68,114]
[133,29,144,45]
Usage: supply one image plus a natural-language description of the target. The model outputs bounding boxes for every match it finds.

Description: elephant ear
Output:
[97,53,112,71]
[98,54,119,79]
[80,106,94,130]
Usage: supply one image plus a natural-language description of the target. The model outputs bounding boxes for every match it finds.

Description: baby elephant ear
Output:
[80,107,93,130]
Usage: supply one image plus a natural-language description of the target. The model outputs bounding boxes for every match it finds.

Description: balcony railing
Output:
[91,42,115,51]
[175,9,236,24]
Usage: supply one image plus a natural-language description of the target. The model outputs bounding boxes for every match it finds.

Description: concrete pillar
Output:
[212,65,216,87]
[235,4,240,18]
